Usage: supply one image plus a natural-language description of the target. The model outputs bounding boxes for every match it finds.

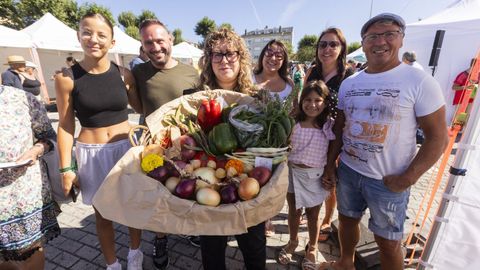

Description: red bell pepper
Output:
[197,98,222,132]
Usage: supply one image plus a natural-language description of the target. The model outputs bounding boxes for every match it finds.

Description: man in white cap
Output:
[1,55,26,89]
[321,13,448,270]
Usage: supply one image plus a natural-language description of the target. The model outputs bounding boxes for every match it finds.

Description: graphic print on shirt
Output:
[342,82,401,163]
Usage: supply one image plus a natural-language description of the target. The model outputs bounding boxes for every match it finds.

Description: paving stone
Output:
[78,233,100,248]
[76,245,101,261]
[172,255,200,270]
[45,245,62,260]
[58,238,82,253]
[54,251,80,268]
[63,228,87,241]
[70,259,101,270]
[44,260,58,270]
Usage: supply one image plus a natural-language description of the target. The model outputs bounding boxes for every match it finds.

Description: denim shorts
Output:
[336,161,410,240]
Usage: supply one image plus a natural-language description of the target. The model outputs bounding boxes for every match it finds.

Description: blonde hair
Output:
[199,28,255,94]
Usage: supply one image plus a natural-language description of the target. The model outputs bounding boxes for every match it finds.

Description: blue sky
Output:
[78,0,455,50]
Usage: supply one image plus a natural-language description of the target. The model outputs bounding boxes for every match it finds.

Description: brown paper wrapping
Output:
[92,90,288,235]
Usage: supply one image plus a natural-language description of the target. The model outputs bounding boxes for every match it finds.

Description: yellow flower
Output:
[141,154,164,173]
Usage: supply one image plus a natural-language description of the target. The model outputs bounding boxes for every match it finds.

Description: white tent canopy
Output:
[21,12,82,52]
[112,26,141,55]
[402,0,480,122]
[172,42,203,59]
[347,47,366,63]
[0,25,33,48]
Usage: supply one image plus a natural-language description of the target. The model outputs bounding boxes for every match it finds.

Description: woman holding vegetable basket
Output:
[197,28,267,270]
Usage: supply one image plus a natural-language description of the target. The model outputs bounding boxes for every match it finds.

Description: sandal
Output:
[302,243,318,270]
[318,225,333,242]
[277,239,298,265]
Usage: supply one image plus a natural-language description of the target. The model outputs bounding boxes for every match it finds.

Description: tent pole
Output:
[29,48,50,104]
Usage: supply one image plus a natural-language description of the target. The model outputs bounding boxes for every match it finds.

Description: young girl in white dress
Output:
[278,80,335,270]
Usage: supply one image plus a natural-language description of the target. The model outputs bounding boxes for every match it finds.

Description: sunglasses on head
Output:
[318,41,340,49]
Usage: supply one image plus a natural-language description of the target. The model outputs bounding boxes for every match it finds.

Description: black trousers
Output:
[200,222,266,270]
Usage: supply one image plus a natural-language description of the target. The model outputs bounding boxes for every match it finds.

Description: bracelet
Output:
[59,166,76,173]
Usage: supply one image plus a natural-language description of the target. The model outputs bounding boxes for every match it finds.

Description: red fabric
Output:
[452,71,474,105]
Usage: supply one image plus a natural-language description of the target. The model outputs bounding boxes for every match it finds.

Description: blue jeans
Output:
[336,161,410,240]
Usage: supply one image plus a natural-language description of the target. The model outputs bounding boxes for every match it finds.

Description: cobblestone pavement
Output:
[45,113,450,269]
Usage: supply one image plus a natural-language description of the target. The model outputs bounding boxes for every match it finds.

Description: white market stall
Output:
[402,0,480,122]
[172,41,203,68]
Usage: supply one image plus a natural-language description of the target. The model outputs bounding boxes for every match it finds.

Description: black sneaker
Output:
[153,236,169,270]
[181,235,201,247]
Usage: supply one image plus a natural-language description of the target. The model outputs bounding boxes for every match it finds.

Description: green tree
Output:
[347,41,362,54]
[118,11,136,28]
[172,28,184,45]
[136,10,157,26]
[0,0,19,28]
[125,25,140,40]
[12,0,78,29]
[282,41,294,61]
[194,16,216,39]
[218,23,233,31]
[77,2,115,28]
[296,35,317,63]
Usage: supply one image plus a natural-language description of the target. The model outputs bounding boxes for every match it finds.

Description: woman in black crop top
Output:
[55,12,143,269]
[303,27,352,251]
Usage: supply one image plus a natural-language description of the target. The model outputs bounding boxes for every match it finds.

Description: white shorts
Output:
[75,139,130,205]
[288,164,330,209]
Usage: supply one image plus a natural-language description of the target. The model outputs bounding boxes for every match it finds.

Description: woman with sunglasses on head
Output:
[55,12,143,270]
[198,28,265,270]
[304,27,353,245]
[252,40,294,237]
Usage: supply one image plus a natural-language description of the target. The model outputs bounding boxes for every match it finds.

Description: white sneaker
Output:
[106,260,122,270]
[127,250,144,270]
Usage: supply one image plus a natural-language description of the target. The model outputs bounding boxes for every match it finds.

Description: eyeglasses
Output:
[264,49,284,60]
[318,41,340,49]
[362,30,403,43]
[211,51,239,63]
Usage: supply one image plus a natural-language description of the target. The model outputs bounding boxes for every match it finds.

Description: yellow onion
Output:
[193,167,219,185]
[238,177,260,200]
[165,177,180,193]
[196,187,221,206]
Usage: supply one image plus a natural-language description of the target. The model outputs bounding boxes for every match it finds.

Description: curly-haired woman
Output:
[198,28,266,270]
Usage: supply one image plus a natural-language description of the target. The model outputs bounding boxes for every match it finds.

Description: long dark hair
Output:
[254,39,289,84]
[313,27,347,80]
[296,80,331,128]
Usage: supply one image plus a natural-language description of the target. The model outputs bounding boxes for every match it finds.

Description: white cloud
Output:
[279,0,308,26]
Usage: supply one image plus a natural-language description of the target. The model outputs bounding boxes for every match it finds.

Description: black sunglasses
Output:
[318,41,340,49]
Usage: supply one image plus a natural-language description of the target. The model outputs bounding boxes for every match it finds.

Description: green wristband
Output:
[59,166,76,173]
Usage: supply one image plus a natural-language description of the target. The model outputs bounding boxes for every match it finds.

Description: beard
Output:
[146,46,172,69]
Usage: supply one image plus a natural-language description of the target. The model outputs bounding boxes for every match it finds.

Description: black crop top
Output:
[20,74,41,96]
[71,62,129,128]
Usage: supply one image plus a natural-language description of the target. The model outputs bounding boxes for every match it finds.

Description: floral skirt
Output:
[0,162,61,261]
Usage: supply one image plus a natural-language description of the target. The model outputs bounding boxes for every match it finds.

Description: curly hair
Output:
[199,28,255,94]
[253,39,290,84]
[314,28,348,80]
[296,80,332,128]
